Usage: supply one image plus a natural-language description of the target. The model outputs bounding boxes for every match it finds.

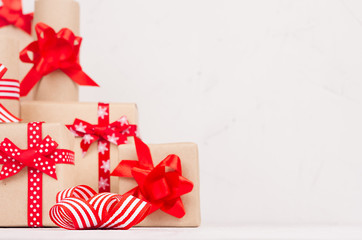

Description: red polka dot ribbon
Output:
[49,185,151,230]
[67,103,138,193]
[0,122,75,227]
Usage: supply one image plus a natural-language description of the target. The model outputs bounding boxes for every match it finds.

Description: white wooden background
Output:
[21,0,362,227]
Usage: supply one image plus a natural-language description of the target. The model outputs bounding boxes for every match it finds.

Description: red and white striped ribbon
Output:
[0,103,20,123]
[49,185,151,230]
[0,64,20,100]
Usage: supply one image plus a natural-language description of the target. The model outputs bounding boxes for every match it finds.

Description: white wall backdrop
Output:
[23,0,362,226]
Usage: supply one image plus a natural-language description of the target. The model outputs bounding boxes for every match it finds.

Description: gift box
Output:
[0,122,75,227]
[0,63,20,121]
[21,101,139,193]
[21,0,97,101]
[0,0,33,86]
[113,138,201,227]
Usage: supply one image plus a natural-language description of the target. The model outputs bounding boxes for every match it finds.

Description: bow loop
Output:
[0,0,32,34]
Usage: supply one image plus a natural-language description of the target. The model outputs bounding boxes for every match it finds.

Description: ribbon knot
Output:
[93,126,108,137]
[0,0,33,34]
[19,22,99,97]
[0,135,70,180]
[111,137,194,218]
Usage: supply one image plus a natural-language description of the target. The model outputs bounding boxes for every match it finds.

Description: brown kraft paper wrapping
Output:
[0,123,75,227]
[118,142,201,227]
[20,101,138,193]
[0,37,20,118]
[0,29,33,95]
[27,0,80,101]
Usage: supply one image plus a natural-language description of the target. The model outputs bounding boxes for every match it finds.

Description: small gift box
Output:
[0,0,33,84]
[22,0,86,102]
[0,122,75,227]
[21,101,139,193]
[112,137,201,227]
[0,63,20,122]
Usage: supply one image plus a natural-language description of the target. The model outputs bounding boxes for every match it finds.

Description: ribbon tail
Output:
[134,137,154,169]
[20,68,42,96]
[15,14,33,34]
[160,197,186,218]
[62,67,99,87]
[111,160,139,177]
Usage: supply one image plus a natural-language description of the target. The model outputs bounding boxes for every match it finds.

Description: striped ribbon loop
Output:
[0,103,20,123]
[50,185,151,230]
[0,64,20,100]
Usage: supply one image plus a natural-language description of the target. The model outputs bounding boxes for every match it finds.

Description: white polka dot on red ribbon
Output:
[27,122,43,228]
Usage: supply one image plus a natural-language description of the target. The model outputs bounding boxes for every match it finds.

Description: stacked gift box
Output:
[0,0,200,229]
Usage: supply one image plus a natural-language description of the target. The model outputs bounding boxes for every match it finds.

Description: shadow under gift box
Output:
[117,142,201,227]
[20,101,138,193]
[0,123,75,227]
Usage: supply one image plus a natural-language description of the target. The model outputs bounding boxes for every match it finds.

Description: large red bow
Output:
[0,136,73,180]
[0,0,33,34]
[111,137,194,218]
[67,116,138,156]
[19,22,99,97]
[50,185,151,230]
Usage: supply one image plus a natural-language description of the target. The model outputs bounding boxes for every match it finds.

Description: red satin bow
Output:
[111,137,194,218]
[19,22,99,97]
[67,116,138,155]
[0,136,73,180]
[0,0,33,34]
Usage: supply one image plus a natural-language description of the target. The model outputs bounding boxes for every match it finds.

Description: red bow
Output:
[111,137,194,218]
[0,0,33,34]
[19,22,99,97]
[67,116,138,156]
[0,136,73,180]
[50,185,151,230]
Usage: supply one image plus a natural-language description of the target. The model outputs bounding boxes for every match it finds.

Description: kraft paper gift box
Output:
[22,0,97,102]
[0,1,33,86]
[0,122,75,227]
[21,101,138,193]
[115,141,201,227]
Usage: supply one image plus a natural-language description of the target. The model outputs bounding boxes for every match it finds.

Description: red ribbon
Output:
[0,0,33,34]
[67,103,138,193]
[0,63,20,100]
[49,185,151,230]
[111,137,194,218]
[19,22,99,97]
[0,122,75,227]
